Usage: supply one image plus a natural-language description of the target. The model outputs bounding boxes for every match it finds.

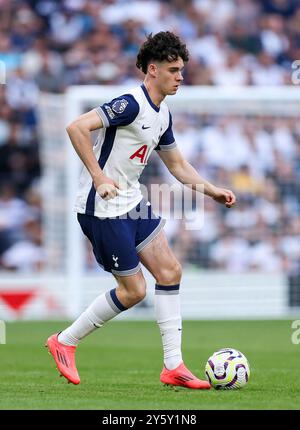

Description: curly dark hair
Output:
[136,31,189,74]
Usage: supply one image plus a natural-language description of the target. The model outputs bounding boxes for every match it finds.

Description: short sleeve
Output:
[95,94,139,128]
[155,112,177,151]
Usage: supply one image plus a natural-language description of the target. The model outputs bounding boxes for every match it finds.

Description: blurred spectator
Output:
[260,14,289,59]
[251,51,286,85]
[0,183,34,253]
[230,165,264,197]
[211,50,251,86]
[210,234,250,272]
[249,235,282,272]
[1,217,45,272]
[0,33,22,72]
[262,0,297,17]
[49,6,88,50]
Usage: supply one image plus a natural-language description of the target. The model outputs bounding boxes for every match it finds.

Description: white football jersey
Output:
[74,84,177,218]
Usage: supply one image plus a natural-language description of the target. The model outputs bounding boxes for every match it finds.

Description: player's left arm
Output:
[158,147,236,208]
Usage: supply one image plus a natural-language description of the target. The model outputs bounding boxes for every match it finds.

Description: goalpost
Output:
[7,85,298,320]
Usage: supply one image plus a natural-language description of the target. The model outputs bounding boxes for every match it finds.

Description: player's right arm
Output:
[66,109,119,200]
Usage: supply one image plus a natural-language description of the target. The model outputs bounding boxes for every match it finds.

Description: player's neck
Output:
[143,80,165,108]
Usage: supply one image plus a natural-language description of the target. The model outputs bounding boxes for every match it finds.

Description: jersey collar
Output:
[141,84,160,112]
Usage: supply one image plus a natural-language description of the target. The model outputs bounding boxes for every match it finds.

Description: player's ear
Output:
[148,63,158,78]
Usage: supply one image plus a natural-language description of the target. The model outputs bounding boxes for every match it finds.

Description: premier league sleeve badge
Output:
[111,99,129,114]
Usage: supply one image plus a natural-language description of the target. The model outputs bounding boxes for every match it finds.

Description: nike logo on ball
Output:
[142,125,151,129]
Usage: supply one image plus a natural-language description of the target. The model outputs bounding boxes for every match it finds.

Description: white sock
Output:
[58,288,127,346]
[154,283,183,370]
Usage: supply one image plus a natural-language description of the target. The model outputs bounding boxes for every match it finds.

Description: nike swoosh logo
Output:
[142,125,151,129]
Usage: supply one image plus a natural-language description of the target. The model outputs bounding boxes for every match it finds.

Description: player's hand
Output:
[94,175,119,201]
[211,187,236,208]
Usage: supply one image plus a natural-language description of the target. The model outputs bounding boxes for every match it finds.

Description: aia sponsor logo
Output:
[129,145,148,164]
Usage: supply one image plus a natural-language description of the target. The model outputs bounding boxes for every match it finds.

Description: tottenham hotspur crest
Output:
[112,254,119,268]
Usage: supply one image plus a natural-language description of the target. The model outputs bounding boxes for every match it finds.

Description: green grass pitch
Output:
[0,320,299,410]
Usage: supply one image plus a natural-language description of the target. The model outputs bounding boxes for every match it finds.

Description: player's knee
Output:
[156,261,182,285]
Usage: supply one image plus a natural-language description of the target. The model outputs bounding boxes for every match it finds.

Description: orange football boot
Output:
[160,362,211,389]
[45,333,80,385]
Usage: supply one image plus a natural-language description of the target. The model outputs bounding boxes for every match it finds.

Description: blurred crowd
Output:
[144,114,300,276]
[0,0,299,274]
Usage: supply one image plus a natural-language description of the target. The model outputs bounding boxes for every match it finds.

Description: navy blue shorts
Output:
[77,199,165,276]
